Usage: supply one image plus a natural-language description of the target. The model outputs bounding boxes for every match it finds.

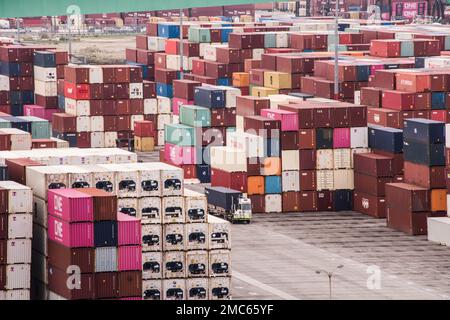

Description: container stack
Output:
[53,64,153,148]
[44,188,142,300]
[0,180,33,300]
[386,119,447,235]
[24,50,69,123]
[134,120,155,152]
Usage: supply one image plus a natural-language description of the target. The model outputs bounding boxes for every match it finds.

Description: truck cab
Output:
[231,196,252,223]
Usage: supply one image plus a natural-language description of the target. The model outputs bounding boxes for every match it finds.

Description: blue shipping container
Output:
[34,51,56,68]
[403,118,445,145]
[0,61,20,77]
[158,24,180,38]
[368,125,403,154]
[221,28,233,42]
[53,130,77,147]
[194,87,225,108]
[264,138,280,157]
[196,164,211,183]
[156,83,173,98]
[265,176,282,194]
[217,78,230,86]
[431,92,446,110]
[356,65,370,82]
[94,221,118,247]
[10,105,23,117]
[403,140,445,166]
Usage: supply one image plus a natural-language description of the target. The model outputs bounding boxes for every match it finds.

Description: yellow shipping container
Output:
[135,136,155,152]
[264,71,292,89]
[251,86,279,97]
[232,72,250,87]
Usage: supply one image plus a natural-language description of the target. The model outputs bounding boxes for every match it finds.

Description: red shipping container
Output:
[211,168,247,193]
[367,107,402,129]
[77,132,91,148]
[64,82,90,100]
[354,191,386,218]
[382,90,415,110]
[370,40,401,57]
[134,120,154,137]
[192,58,205,76]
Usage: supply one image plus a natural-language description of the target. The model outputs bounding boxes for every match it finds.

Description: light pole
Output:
[333,0,339,100]
[315,265,344,300]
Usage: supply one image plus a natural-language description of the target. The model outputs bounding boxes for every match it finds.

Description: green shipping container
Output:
[400,41,413,57]
[165,123,198,146]
[188,27,211,43]
[17,116,50,139]
[0,119,11,129]
[264,33,276,48]
[179,105,211,128]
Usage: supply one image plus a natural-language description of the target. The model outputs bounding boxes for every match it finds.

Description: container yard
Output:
[1,0,450,305]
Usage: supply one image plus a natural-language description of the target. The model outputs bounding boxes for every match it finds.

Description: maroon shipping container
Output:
[216,48,241,64]
[313,106,332,128]
[236,96,270,117]
[247,158,261,176]
[404,162,445,189]
[77,188,117,221]
[5,158,43,185]
[210,109,226,127]
[373,150,404,175]
[35,94,58,109]
[155,53,167,69]
[299,150,316,170]
[118,271,142,298]
[47,240,95,274]
[143,81,156,98]
[385,183,430,212]
[52,113,76,133]
[129,67,143,83]
[64,66,89,84]
[117,116,131,131]
[173,80,200,100]
[77,132,91,148]
[261,55,277,71]
[278,103,314,129]
[372,69,397,90]
[249,194,265,213]
[244,115,280,138]
[316,191,333,211]
[0,214,7,239]
[298,129,315,150]
[387,209,445,236]
[249,69,266,86]
[130,100,144,115]
[48,265,94,300]
[229,33,252,49]
[95,272,119,299]
[354,172,392,197]
[136,49,154,65]
[299,191,317,212]
[281,131,300,150]
[205,61,229,79]
[360,87,382,108]
[0,133,11,151]
[353,153,394,177]
[300,170,316,191]
[281,192,300,212]
[116,100,130,115]
[31,139,57,149]
[102,101,117,116]
[367,107,402,129]
[126,48,138,62]
[155,69,178,84]
[115,84,130,100]
[353,191,386,218]
[331,105,350,128]
[211,168,247,193]
[224,108,236,127]
[136,35,148,50]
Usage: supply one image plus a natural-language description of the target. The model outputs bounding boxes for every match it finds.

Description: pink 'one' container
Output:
[48,215,94,248]
[117,212,141,246]
[48,189,94,222]
[260,108,299,131]
[118,245,142,271]
[333,127,351,148]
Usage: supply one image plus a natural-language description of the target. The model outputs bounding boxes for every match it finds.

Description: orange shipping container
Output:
[247,176,265,195]
[233,72,250,87]
[396,72,431,93]
[261,157,281,176]
[431,189,447,212]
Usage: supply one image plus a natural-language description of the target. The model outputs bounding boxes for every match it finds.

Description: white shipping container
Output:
[265,194,282,213]
[144,98,158,114]
[0,181,33,213]
[34,80,57,97]
[5,289,30,300]
[148,37,166,52]
[129,83,143,99]
[157,130,165,147]
[142,224,162,252]
[236,115,244,131]
[90,132,105,148]
[162,278,186,300]
[142,251,162,280]
[157,114,172,130]
[446,124,450,148]
[0,75,10,90]
[143,280,162,300]
[33,66,57,82]
[32,196,47,228]
[282,170,300,192]
[76,116,91,132]
[186,278,209,300]
[95,247,118,272]
[51,137,70,149]
[99,164,138,198]
[7,239,32,264]
[282,150,300,171]
[316,149,334,170]
[0,129,31,151]
[157,96,171,114]
[142,162,184,197]
[104,132,118,148]
[185,223,208,251]
[8,213,33,239]
[125,163,161,197]
[186,250,208,278]
[84,165,115,194]
[209,277,231,300]
[275,32,288,47]
[90,116,104,132]
[333,169,354,190]
[65,98,90,116]
[138,197,162,224]
[166,54,192,71]
[209,249,231,277]
[163,223,185,251]
[208,215,231,250]
[163,251,185,279]
[25,166,68,200]
[65,166,93,189]
[6,264,31,289]
[252,48,265,60]
[118,198,139,218]
[226,131,264,158]
[184,189,208,223]
[89,66,103,83]
[333,148,352,169]
[162,196,185,224]
[350,127,368,148]
[316,170,334,191]
[428,217,450,246]
[210,146,247,173]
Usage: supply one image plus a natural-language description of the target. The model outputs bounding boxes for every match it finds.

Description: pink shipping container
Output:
[172,98,193,116]
[333,128,351,148]
[117,212,141,246]
[260,108,298,131]
[370,64,384,75]
[23,105,58,122]
[118,245,142,271]
[48,215,94,248]
[48,189,94,222]
[164,143,200,165]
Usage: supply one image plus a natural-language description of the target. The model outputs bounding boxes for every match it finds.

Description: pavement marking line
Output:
[233,270,300,300]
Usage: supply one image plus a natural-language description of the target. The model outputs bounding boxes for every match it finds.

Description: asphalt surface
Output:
[140,150,450,300]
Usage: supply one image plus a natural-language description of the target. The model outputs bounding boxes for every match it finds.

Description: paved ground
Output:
[140,151,450,300]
